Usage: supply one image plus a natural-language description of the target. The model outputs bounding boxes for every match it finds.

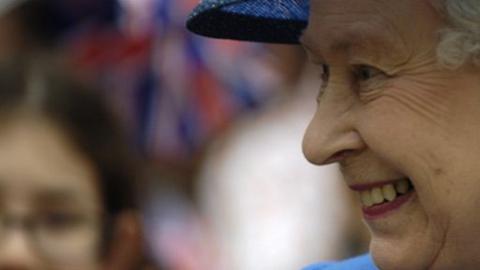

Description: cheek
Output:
[356,77,480,218]
[357,97,445,170]
[356,75,458,156]
[355,80,458,198]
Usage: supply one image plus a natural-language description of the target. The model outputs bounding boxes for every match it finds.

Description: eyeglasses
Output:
[0,210,103,265]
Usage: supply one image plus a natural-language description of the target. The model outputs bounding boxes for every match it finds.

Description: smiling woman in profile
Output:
[186,0,480,269]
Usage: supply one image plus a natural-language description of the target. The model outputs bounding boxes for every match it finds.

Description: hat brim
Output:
[186,0,309,44]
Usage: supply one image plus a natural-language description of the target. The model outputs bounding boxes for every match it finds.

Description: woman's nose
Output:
[0,230,39,270]
[302,84,365,165]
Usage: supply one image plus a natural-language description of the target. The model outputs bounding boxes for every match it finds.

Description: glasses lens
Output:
[35,212,102,265]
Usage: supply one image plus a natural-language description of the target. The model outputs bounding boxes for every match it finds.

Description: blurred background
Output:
[0,0,370,269]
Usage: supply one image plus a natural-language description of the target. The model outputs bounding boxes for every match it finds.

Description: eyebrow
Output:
[35,189,85,205]
[300,31,351,53]
[300,28,392,61]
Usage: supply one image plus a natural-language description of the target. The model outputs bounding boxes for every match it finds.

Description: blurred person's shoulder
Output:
[303,254,378,270]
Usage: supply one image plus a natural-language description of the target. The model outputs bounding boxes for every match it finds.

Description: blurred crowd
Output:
[0,0,369,269]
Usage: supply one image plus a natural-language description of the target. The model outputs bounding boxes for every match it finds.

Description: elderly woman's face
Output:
[302,0,480,269]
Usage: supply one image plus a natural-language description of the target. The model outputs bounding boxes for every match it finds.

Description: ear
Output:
[102,211,144,270]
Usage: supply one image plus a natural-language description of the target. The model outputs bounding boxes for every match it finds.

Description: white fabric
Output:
[198,68,352,270]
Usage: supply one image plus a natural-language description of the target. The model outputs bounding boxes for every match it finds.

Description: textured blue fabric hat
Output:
[186,0,309,44]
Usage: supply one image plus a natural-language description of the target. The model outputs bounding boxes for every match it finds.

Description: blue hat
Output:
[186,0,309,44]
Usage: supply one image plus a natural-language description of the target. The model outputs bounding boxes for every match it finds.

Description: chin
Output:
[369,236,438,270]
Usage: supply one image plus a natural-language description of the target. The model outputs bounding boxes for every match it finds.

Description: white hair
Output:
[437,0,480,69]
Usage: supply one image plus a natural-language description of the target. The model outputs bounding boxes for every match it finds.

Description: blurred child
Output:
[0,57,143,270]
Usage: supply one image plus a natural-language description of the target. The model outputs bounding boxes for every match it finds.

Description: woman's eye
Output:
[354,65,383,81]
[320,64,330,82]
[315,64,330,102]
[40,212,84,231]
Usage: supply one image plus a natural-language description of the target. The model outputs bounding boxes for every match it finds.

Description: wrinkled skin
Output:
[301,0,480,269]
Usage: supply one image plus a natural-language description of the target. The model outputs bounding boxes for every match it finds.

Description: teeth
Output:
[361,191,373,207]
[371,188,384,204]
[382,184,397,202]
[395,179,409,194]
[358,179,411,207]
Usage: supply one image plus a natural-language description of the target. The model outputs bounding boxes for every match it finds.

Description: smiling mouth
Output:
[352,178,416,219]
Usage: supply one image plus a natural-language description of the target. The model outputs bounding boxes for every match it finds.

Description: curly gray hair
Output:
[437,0,480,69]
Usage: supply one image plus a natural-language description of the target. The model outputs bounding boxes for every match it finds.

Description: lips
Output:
[350,178,415,219]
